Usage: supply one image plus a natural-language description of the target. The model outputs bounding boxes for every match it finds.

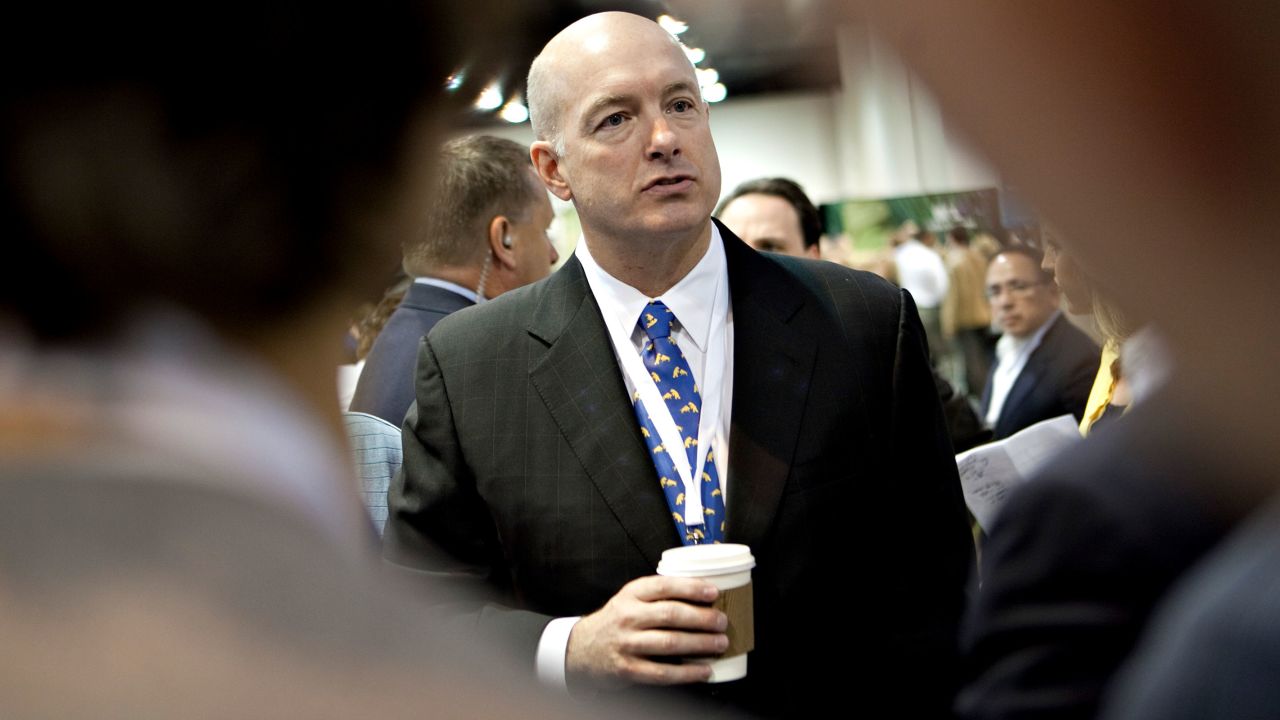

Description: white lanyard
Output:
[593,273,727,526]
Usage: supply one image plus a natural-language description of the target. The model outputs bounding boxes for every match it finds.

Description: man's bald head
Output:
[527,12,689,155]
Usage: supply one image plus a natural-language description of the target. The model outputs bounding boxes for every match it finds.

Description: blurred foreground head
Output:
[0,1,479,345]
[857,1,1280,478]
[0,4,637,718]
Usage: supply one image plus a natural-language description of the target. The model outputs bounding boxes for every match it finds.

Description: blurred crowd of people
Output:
[3,2,1278,719]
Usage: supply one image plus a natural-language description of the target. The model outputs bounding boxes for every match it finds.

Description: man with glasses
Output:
[981,246,1099,438]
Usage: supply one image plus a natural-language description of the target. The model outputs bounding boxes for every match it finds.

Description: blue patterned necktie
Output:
[631,300,726,545]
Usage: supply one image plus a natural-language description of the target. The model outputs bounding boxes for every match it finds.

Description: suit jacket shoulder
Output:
[959,394,1237,720]
[1039,313,1102,368]
[350,282,473,424]
[993,314,1100,437]
[427,258,592,356]
[1101,496,1280,720]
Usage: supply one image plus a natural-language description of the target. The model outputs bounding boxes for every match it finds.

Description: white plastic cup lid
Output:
[656,543,755,577]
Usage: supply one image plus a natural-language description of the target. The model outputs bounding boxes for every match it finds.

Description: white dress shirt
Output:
[985,311,1060,426]
[535,224,735,691]
[894,239,949,308]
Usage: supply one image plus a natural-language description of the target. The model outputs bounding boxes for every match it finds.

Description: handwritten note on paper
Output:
[956,414,1081,531]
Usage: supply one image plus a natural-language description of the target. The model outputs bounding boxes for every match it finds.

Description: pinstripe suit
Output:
[385,223,973,717]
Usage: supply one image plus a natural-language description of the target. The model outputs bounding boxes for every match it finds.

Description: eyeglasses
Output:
[985,280,1047,299]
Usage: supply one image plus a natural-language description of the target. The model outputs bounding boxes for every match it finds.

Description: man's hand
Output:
[566,575,729,686]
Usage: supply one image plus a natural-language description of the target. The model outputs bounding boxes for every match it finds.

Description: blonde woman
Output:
[1040,226,1133,436]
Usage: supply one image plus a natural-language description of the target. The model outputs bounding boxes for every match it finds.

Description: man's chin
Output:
[639,211,711,239]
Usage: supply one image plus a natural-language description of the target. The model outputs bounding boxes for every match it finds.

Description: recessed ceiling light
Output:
[499,99,529,124]
[444,68,466,92]
[657,14,688,36]
[474,81,503,111]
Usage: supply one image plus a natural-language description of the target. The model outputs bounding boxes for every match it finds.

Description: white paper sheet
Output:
[956,414,1081,531]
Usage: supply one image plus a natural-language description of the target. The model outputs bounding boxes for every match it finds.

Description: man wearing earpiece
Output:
[351,134,559,425]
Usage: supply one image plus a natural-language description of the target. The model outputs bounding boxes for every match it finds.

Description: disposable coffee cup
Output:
[656,543,755,683]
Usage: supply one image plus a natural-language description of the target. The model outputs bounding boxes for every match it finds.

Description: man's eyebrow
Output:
[662,81,698,98]
[579,93,631,131]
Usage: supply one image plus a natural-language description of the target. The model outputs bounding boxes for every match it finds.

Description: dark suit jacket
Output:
[350,281,474,425]
[937,369,993,453]
[1101,494,1280,720]
[385,225,974,717]
[957,392,1248,720]
[980,314,1100,439]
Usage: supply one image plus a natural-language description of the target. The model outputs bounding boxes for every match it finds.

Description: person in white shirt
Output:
[384,12,973,717]
[894,228,951,364]
[980,246,1099,438]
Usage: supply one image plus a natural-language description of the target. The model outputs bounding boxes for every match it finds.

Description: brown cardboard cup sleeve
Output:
[656,543,757,683]
[715,581,754,656]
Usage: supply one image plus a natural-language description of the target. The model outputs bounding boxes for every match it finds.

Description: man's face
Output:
[548,25,721,246]
[508,175,559,287]
[718,193,817,258]
[986,252,1059,338]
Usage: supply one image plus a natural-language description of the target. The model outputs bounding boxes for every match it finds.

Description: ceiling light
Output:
[696,67,719,88]
[499,98,529,124]
[703,82,727,103]
[657,14,688,36]
[444,68,466,92]
[474,81,503,111]
[682,45,705,64]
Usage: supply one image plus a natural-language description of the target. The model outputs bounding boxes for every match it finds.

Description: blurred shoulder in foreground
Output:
[0,2,679,717]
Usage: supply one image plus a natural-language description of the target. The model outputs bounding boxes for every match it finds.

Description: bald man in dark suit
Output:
[385,12,973,718]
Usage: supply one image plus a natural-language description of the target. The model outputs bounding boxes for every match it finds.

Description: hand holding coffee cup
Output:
[565,574,729,687]
[656,544,755,683]
[564,544,755,687]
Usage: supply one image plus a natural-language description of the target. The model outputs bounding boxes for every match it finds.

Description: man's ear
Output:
[488,215,516,269]
[805,243,821,260]
[530,141,572,201]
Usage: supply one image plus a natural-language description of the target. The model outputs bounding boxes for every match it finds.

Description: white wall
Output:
[705,92,842,204]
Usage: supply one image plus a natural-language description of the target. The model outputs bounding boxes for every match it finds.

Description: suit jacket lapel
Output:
[720,228,816,551]
[527,257,677,567]
[998,316,1058,434]
[979,365,996,415]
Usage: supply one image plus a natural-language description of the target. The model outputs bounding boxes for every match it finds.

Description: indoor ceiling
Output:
[456,0,842,127]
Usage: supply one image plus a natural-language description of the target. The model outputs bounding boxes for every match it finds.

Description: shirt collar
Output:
[414,277,483,305]
[574,223,725,353]
[998,309,1061,360]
